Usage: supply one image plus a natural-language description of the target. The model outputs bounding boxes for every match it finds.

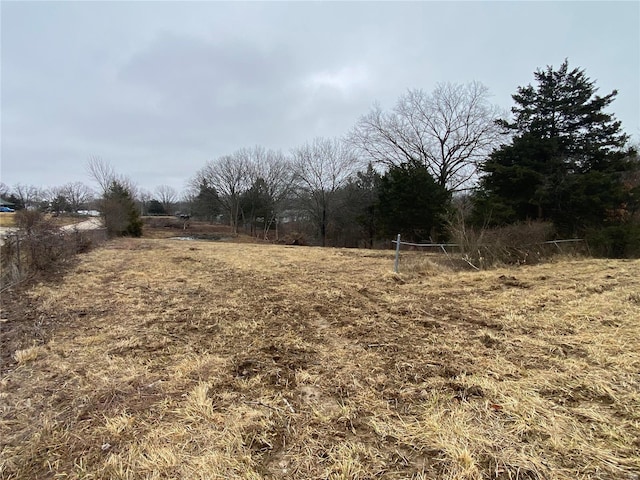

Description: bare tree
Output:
[0,182,10,199]
[138,189,153,216]
[350,81,503,191]
[59,182,94,213]
[87,157,141,236]
[155,185,177,215]
[87,156,117,194]
[292,137,357,246]
[87,156,137,197]
[244,146,295,239]
[47,186,69,213]
[194,151,251,234]
[12,184,43,210]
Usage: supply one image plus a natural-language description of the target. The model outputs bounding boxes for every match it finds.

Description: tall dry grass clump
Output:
[447,218,586,268]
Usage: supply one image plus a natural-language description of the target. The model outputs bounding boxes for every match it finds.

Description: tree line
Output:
[186,60,639,256]
[185,81,504,247]
[3,60,638,256]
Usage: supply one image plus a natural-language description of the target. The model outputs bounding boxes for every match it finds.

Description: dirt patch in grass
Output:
[1,240,639,479]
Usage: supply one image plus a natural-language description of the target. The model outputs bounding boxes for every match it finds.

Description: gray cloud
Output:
[2,1,638,194]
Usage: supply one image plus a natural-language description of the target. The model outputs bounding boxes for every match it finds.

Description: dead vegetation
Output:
[0,212,106,290]
[0,214,16,228]
[445,221,590,268]
[1,238,638,479]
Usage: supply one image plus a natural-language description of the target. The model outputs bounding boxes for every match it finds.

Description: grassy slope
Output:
[1,239,638,479]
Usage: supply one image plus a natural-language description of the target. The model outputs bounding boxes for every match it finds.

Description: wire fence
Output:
[391,234,585,272]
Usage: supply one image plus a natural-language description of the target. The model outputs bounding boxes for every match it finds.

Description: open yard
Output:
[0,213,16,229]
[1,238,639,479]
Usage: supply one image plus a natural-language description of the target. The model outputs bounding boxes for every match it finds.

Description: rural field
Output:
[1,238,639,479]
[0,213,16,229]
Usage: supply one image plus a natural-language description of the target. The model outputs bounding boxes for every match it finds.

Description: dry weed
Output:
[0,213,16,228]
[12,345,42,364]
[1,238,638,479]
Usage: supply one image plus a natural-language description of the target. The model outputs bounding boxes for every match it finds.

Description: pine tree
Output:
[147,199,166,215]
[475,60,634,235]
[333,163,382,248]
[241,178,274,236]
[377,160,450,242]
[352,164,382,248]
[103,181,142,237]
[192,180,220,223]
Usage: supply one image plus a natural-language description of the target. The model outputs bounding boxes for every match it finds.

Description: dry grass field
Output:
[0,213,16,228]
[1,238,639,479]
[0,212,87,229]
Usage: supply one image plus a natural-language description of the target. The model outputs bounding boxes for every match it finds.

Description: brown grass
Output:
[1,239,638,479]
[0,213,16,228]
[142,218,242,241]
[45,214,88,228]
[0,212,88,229]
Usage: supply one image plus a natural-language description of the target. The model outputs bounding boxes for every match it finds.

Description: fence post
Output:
[394,234,401,273]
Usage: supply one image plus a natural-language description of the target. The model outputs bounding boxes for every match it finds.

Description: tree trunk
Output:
[321,206,327,247]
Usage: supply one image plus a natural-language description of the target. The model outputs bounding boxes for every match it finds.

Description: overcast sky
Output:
[2,1,639,196]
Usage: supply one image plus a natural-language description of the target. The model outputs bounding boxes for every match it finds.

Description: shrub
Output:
[102,181,142,237]
[0,211,106,288]
[13,210,67,271]
[586,224,640,258]
[279,232,308,246]
[448,220,568,268]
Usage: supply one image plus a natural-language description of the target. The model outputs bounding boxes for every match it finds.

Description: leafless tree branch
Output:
[349,82,505,191]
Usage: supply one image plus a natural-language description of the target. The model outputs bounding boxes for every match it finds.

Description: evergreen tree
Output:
[332,163,381,248]
[377,160,450,242]
[351,164,382,247]
[241,178,274,236]
[475,60,634,234]
[50,194,71,213]
[103,181,143,237]
[147,199,166,215]
[191,180,220,222]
